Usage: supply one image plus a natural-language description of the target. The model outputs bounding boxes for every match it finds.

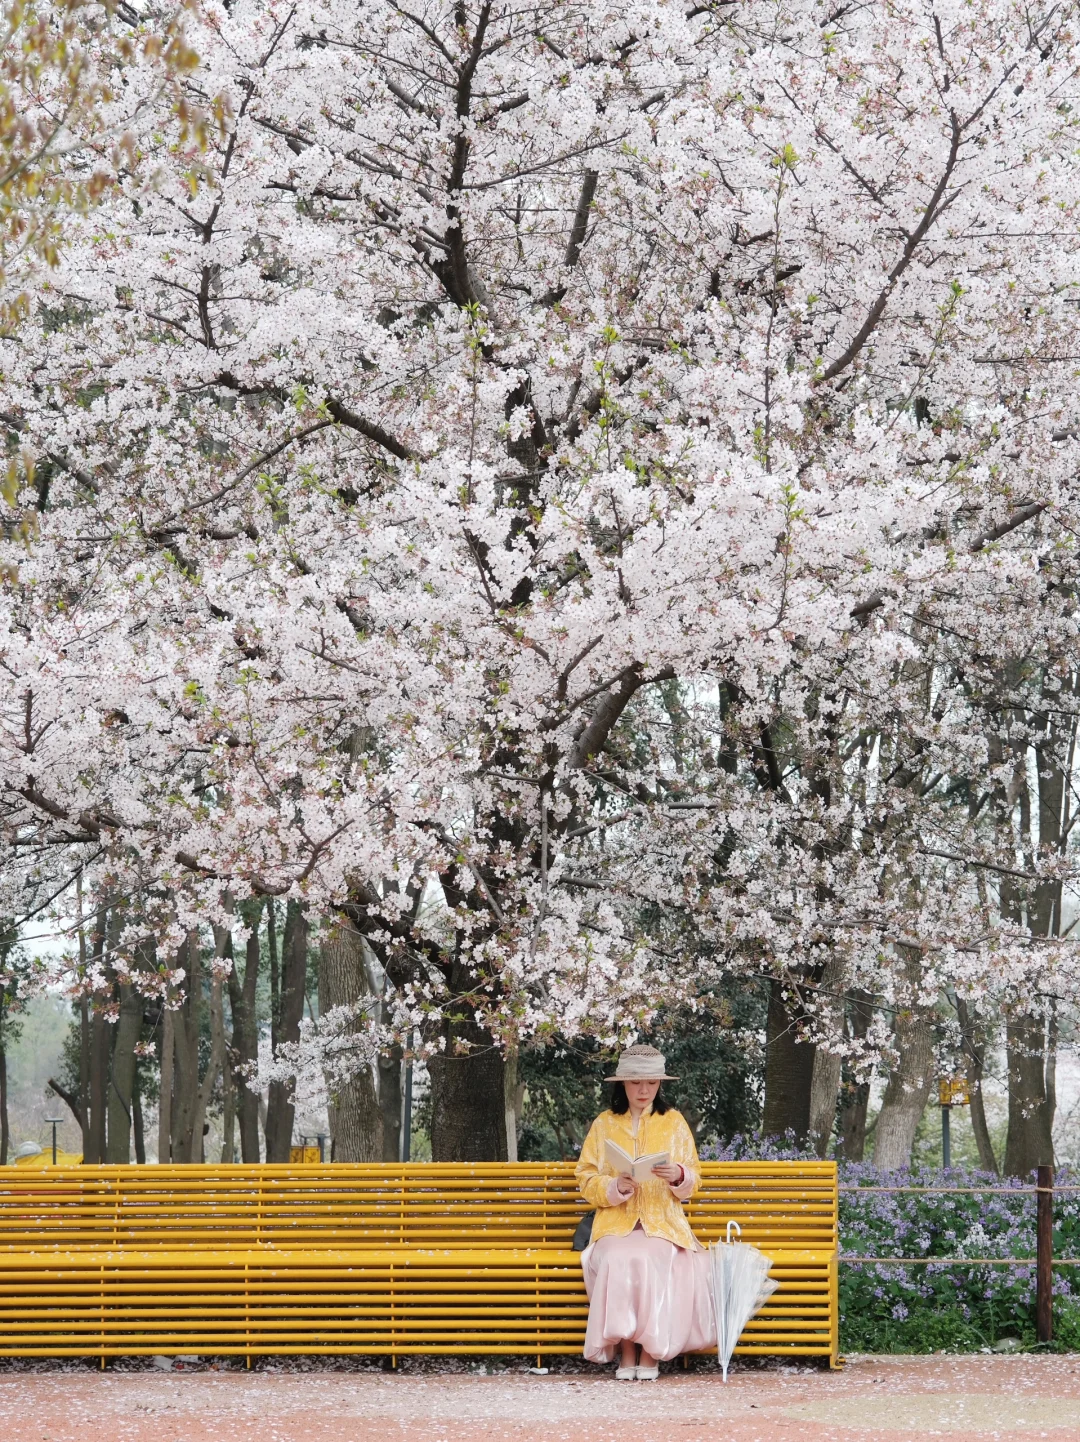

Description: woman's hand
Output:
[610,1175,638,1202]
[651,1163,684,1185]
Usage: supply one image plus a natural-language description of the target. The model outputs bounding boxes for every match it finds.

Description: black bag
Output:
[571,1210,595,1251]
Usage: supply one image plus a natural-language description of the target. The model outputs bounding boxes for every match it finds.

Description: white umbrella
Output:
[709,1220,779,1381]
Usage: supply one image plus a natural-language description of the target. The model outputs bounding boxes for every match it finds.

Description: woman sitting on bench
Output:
[575,1045,713,1380]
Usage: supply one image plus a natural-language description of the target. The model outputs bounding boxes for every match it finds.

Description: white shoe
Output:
[635,1365,659,1380]
[615,1366,637,1380]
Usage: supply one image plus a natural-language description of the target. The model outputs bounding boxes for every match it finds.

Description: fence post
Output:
[1037,1162,1053,1344]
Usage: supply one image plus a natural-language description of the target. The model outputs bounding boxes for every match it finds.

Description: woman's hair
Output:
[608,1081,670,1115]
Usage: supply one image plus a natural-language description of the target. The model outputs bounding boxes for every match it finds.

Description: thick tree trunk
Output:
[1004,1012,1054,1176]
[378,1043,402,1163]
[808,1048,842,1159]
[873,994,935,1172]
[227,900,263,1162]
[430,1041,508,1160]
[264,901,308,1162]
[105,979,141,1163]
[957,997,998,1175]
[429,953,509,1162]
[761,979,814,1146]
[319,918,381,1163]
[158,1003,173,1164]
[837,990,874,1161]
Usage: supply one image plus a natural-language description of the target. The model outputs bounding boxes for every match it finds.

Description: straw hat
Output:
[604,1043,678,1082]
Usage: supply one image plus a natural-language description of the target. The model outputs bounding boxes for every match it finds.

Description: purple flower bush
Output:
[705,1136,1080,1352]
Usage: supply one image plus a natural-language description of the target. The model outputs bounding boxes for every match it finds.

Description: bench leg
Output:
[828,1253,843,1369]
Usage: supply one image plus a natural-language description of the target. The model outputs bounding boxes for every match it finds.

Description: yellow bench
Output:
[0,1161,839,1364]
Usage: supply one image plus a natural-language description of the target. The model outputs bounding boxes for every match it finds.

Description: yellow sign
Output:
[289,1145,321,1164]
[12,1149,83,1168]
[938,1078,969,1107]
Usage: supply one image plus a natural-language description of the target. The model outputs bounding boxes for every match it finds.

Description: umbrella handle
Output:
[726,1220,741,1244]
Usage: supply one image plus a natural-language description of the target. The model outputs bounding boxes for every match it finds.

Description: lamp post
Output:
[937,1079,969,1169]
[44,1117,64,1166]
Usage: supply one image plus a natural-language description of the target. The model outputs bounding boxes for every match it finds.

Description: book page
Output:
[604,1139,633,1175]
[630,1152,669,1183]
[604,1140,670,1181]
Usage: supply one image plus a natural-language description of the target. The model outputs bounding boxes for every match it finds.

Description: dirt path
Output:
[3,1355,1080,1442]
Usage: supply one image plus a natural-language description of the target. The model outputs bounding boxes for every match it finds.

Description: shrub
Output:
[704,1136,1080,1352]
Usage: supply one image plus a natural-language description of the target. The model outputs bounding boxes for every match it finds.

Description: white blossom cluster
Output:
[2,0,1080,1071]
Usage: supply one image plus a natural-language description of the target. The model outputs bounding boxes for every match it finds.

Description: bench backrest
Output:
[0,1160,837,1251]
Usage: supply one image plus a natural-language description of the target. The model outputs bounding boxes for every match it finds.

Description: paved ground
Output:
[3,1355,1080,1441]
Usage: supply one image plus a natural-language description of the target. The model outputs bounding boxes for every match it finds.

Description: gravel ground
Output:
[3,1354,1080,1441]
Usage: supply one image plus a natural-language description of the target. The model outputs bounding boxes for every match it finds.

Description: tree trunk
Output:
[957,997,998,1175]
[761,979,814,1146]
[158,1003,173,1164]
[873,991,935,1172]
[837,990,874,1161]
[186,921,231,1165]
[220,1058,236,1163]
[132,1069,146,1164]
[0,1039,8,1167]
[227,899,263,1162]
[808,1048,842,1159]
[268,899,280,1047]
[86,907,109,1164]
[191,968,227,1165]
[503,1048,521,1162]
[75,877,92,1160]
[105,979,141,1163]
[319,917,381,1163]
[806,956,846,1157]
[378,1043,402,1163]
[1002,694,1072,1175]
[1046,1001,1058,1139]
[1004,1012,1054,1177]
[429,953,509,1162]
[77,994,92,1160]
[171,935,202,1163]
[89,1004,108,1164]
[264,900,308,1163]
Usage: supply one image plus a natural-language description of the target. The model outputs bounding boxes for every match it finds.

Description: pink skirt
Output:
[581,1227,715,1363]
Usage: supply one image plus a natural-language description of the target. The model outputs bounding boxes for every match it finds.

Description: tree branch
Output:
[48,1076,86,1133]
[566,665,675,770]
[325,398,414,460]
[818,111,962,383]
[852,499,1051,619]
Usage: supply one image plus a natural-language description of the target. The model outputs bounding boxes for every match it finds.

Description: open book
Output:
[605,1139,669,1184]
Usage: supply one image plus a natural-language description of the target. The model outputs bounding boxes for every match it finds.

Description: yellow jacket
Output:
[575,1106,702,1252]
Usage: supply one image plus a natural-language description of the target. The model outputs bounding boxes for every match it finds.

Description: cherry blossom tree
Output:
[0,0,225,334]
[3,0,1080,1160]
